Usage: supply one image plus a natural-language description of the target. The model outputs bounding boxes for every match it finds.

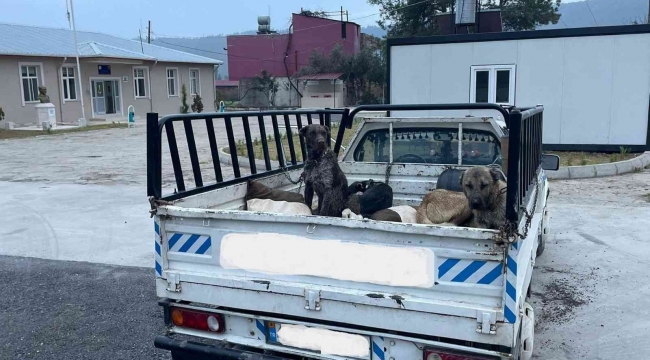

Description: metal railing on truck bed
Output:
[146,108,347,201]
[146,103,543,239]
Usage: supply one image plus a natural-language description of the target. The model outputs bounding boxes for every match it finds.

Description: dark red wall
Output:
[227,14,361,81]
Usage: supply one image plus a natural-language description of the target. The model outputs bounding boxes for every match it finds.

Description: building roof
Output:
[298,73,343,80]
[214,80,240,87]
[0,23,222,64]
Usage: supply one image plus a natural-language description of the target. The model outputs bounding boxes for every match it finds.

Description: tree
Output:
[630,14,649,25]
[299,9,330,19]
[253,70,279,107]
[180,84,189,114]
[484,0,561,31]
[368,0,450,37]
[368,0,562,35]
[301,42,386,105]
[191,94,204,113]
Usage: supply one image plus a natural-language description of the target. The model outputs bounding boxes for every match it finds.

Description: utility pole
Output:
[147,20,151,44]
[68,0,86,121]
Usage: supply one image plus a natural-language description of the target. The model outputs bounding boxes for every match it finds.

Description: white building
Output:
[388,25,650,152]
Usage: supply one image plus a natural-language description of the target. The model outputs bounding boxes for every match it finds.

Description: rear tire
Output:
[536,228,545,257]
[171,352,185,360]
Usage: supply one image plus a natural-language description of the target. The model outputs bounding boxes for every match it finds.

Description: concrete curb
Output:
[547,151,650,180]
[218,147,280,169]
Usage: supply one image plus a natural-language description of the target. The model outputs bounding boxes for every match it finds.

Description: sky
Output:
[1,0,586,39]
[0,0,383,39]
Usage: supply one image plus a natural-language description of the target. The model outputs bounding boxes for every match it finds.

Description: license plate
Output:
[266,321,371,359]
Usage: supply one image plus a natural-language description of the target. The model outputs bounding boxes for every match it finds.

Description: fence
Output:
[147,103,544,227]
[147,109,345,201]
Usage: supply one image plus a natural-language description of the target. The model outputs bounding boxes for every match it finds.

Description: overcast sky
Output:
[1,0,584,39]
[1,0,381,38]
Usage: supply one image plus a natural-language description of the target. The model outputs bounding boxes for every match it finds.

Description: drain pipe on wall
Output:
[213,64,219,111]
[150,60,157,113]
[57,57,67,124]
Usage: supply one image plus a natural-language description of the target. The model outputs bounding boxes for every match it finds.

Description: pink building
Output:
[227,13,361,81]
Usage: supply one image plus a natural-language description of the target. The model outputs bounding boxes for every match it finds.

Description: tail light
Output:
[171,308,225,333]
[424,348,496,360]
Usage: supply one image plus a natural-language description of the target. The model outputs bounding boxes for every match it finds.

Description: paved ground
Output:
[0,256,169,360]
[1,125,650,359]
[530,170,650,359]
[0,116,315,191]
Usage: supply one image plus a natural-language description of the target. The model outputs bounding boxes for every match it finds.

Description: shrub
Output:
[0,106,4,121]
[191,95,204,113]
[180,85,189,114]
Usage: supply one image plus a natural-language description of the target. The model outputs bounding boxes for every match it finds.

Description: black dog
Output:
[299,124,348,217]
[345,180,393,218]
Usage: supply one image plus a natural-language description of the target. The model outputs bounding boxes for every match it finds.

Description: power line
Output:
[585,0,599,26]
[559,16,569,28]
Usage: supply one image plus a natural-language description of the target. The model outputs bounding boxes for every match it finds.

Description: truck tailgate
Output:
[155,207,511,345]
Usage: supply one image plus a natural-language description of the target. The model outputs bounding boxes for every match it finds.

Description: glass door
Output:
[113,80,121,115]
[92,80,106,115]
[105,81,115,114]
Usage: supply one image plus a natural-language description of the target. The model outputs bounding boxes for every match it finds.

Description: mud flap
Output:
[520,302,535,360]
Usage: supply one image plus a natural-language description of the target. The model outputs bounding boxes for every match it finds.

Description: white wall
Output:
[301,80,345,109]
[390,33,650,148]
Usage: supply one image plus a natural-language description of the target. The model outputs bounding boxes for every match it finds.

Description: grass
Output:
[643,193,650,202]
[224,120,361,162]
[0,123,127,140]
[550,147,638,167]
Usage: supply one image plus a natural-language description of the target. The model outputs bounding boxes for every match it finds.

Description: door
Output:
[113,80,121,115]
[92,80,106,115]
[105,81,115,114]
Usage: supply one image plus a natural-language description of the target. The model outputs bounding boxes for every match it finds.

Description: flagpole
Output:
[69,0,86,122]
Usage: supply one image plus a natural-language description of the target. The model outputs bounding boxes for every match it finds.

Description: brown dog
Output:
[416,189,472,226]
[460,167,507,229]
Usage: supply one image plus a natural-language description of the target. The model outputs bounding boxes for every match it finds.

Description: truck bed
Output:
[155,162,524,348]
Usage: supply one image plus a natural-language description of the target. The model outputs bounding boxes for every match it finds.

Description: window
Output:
[166,68,178,97]
[352,127,501,166]
[133,67,149,98]
[189,68,200,95]
[470,65,515,105]
[19,64,42,103]
[61,66,77,101]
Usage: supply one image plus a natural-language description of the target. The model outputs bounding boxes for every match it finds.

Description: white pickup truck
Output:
[147,104,559,360]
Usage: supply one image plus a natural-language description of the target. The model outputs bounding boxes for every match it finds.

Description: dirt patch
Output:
[533,267,596,332]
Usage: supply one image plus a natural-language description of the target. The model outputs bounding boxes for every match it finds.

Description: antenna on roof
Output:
[138,29,145,53]
[66,0,72,29]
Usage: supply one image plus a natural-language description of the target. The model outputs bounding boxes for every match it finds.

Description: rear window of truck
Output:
[352,127,501,166]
